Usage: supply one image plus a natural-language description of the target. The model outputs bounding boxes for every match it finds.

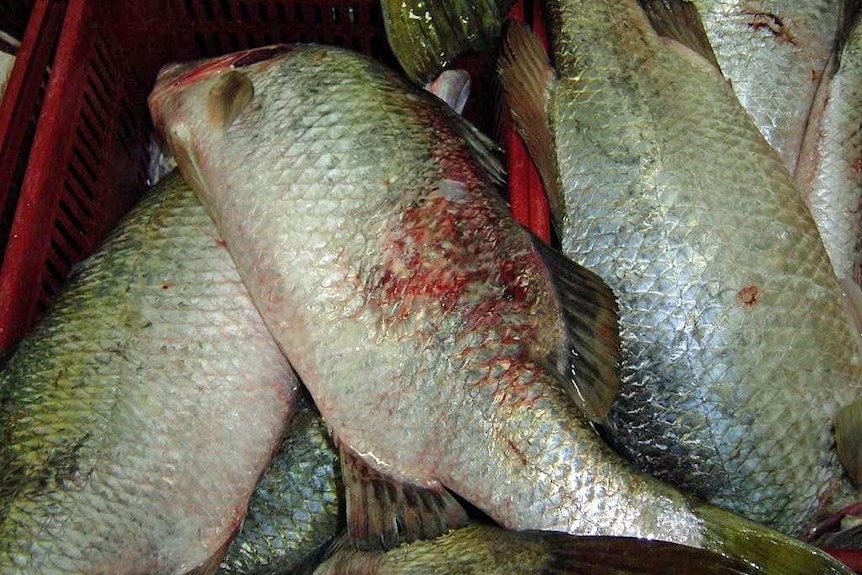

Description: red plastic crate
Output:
[0,0,534,350]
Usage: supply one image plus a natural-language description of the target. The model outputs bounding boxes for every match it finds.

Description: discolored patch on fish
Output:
[743,10,798,46]
[339,445,468,551]
[736,285,760,307]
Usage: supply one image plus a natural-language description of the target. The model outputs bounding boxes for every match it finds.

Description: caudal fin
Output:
[695,502,855,574]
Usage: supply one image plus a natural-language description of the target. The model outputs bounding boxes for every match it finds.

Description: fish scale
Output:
[502,0,861,536]
[691,0,844,173]
[150,43,853,574]
[0,172,297,574]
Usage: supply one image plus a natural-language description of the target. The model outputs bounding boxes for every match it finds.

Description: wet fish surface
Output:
[795,12,862,287]
[690,0,846,172]
[0,171,297,574]
[381,0,515,83]
[150,43,852,574]
[311,523,759,575]
[500,0,862,538]
[219,391,342,575]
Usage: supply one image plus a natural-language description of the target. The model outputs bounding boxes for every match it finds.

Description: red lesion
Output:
[743,9,798,46]
[737,285,760,306]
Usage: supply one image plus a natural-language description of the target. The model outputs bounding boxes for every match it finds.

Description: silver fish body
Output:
[501,0,862,538]
[218,392,342,575]
[0,171,297,574]
[795,14,862,286]
[149,44,852,574]
[691,0,845,172]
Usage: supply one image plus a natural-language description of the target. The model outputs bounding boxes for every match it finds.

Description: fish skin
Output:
[218,391,343,575]
[381,0,515,83]
[795,14,862,287]
[150,44,852,575]
[689,0,845,173]
[503,1,862,537]
[310,523,759,575]
[0,171,297,574]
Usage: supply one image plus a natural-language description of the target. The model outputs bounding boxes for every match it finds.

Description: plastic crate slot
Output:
[329,5,339,24]
[182,0,199,20]
[293,4,305,24]
[79,104,106,157]
[193,30,208,54]
[48,237,72,270]
[311,3,322,23]
[54,216,84,257]
[93,35,119,82]
[238,1,250,21]
[38,280,55,309]
[257,3,269,22]
[228,31,241,51]
[71,144,99,185]
[259,31,273,45]
[62,180,94,220]
[83,78,110,121]
[43,255,64,285]
[201,0,216,21]
[68,163,96,202]
[86,65,113,113]
[74,119,99,160]
[58,198,90,235]
[347,4,356,24]
[218,0,232,19]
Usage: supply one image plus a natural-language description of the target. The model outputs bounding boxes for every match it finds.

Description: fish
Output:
[0,170,297,574]
[218,390,343,575]
[687,0,848,173]
[498,0,862,539]
[149,43,852,574]
[310,523,759,575]
[380,0,515,83]
[795,13,862,290]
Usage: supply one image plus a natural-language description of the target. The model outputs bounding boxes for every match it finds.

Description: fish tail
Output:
[694,503,854,574]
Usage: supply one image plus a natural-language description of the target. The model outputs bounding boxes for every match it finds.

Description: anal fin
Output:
[836,397,862,486]
[499,21,565,234]
[340,445,469,551]
[531,235,621,421]
[638,0,723,71]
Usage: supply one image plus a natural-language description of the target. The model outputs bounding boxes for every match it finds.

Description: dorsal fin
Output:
[639,0,723,71]
[499,21,565,234]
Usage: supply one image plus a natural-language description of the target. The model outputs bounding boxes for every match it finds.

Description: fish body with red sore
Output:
[149,44,852,575]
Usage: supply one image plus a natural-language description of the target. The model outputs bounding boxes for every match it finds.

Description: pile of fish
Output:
[0,0,860,573]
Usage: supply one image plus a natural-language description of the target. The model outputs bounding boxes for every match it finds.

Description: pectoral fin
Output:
[531,234,621,421]
[340,445,469,551]
[208,70,254,130]
[638,0,722,71]
[836,397,862,485]
[499,22,565,234]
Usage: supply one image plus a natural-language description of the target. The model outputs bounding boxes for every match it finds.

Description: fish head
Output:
[147,45,296,199]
